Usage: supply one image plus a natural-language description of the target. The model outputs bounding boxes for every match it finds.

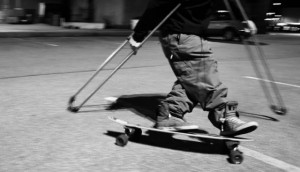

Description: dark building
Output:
[0,0,299,33]
[0,0,68,24]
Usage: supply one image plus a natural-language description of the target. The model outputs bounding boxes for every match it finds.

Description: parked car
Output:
[273,22,300,32]
[207,11,256,41]
[5,9,34,24]
[18,13,34,24]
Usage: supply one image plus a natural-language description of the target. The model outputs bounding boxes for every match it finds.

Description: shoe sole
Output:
[221,122,258,137]
[157,125,199,131]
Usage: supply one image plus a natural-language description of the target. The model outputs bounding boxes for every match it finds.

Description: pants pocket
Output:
[172,60,193,78]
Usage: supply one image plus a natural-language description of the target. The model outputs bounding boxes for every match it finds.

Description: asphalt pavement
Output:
[1,24,300,172]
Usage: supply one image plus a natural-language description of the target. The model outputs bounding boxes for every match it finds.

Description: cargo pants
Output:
[157,33,228,124]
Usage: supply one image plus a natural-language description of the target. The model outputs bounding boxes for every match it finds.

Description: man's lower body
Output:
[156,33,258,136]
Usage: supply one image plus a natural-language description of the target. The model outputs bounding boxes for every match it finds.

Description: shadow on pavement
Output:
[238,111,279,122]
[106,93,167,122]
[103,94,277,162]
[105,93,279,122]
[104,130,228,155]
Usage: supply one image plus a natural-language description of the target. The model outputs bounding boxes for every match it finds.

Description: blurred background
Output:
[0,0,299,34]
[1,1,300,171]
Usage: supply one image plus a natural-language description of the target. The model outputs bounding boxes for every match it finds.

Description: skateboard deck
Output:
[108,116,252,164]
[108,116,252,142]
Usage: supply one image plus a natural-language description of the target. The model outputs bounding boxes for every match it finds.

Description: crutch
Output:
[67,3,182,112]
[223,0,287,115]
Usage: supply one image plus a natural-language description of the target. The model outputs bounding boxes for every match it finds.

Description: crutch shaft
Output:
[67,38,129,112]
[234,0,286,109]
[138,3,181,48]
[76,50,136,110]
[68,3,182,112]
[76,3,182,109]
[223,0,287,114]
[73,37,130,97]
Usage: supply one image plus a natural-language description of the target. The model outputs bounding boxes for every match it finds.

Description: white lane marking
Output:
[33,41,59,47]
[13,38,60,47]
[244,76,300,88]
[241,146,300,172]
[45,43,59,47]
[37,42,59,47]
[269,33,300,37]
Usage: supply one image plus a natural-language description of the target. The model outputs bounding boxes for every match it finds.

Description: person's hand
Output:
[245,20,257,35]
[129,37,141,54]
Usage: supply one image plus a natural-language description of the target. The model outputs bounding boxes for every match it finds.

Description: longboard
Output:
[108,116,252,164]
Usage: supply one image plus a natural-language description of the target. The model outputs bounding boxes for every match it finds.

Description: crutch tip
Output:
[67,106,80,113]
[270,105,287,115]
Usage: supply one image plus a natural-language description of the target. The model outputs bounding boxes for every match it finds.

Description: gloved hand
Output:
[129,37,141,54]
[245,20,257,35]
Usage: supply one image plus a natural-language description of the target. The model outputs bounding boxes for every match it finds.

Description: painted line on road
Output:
[241,146,300,172]
[13,38,59,47]
[38,42,59,47]
[45,43,59,47]
[269,33,300,37]
[34,41,59,47]
[244,76,300,88]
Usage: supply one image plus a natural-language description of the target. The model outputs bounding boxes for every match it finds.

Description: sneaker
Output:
[220,115,258,136]
[154,115,199,131]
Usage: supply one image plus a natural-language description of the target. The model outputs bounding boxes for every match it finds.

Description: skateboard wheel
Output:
[116,134,129,147]
[270,105,287,115]
[229,150,243,164]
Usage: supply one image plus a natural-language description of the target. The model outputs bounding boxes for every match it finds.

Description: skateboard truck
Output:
[225,141,243,164]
